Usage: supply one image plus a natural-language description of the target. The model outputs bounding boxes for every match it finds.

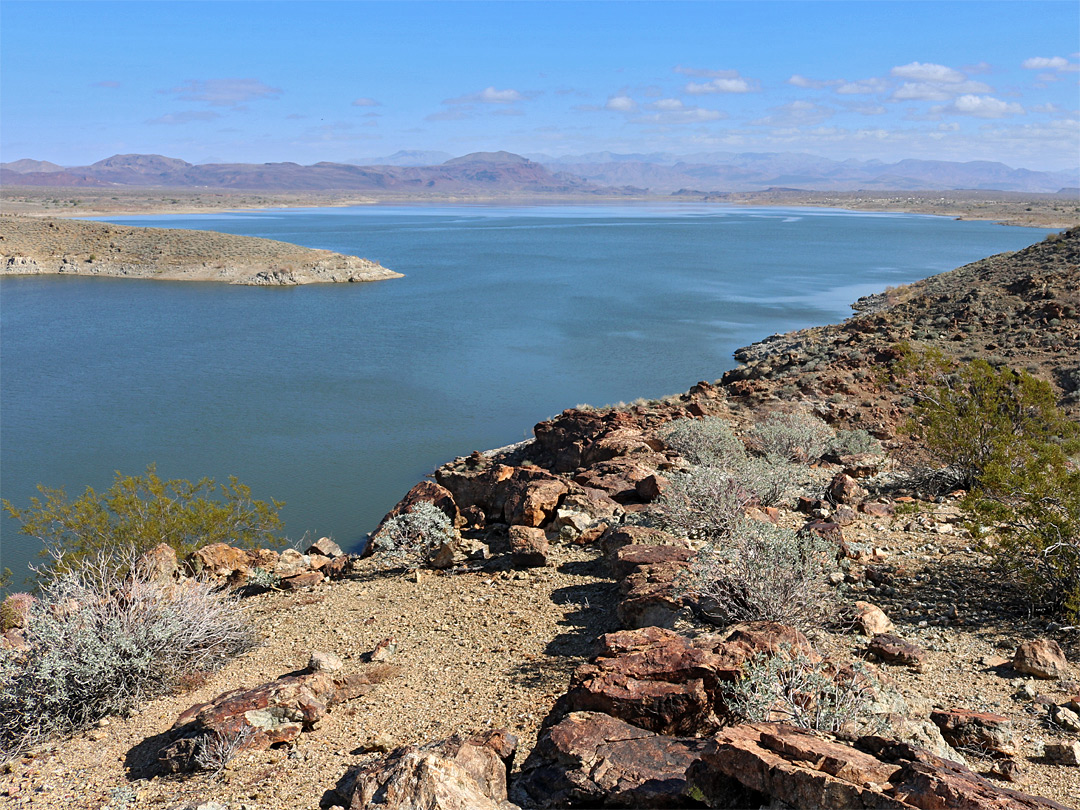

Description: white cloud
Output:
[1022,56,1072,70]
[636,103,723,124]
[892,79,991,101]
[444,86,525,105]
[750,100,833,127]
[890,62,966,83]
[836,78,887,95]
[935,94,1025,118]
[351,97,380,107]
[648,98,685,111]
[605,95,638,112]
[787,74,824,88]
[165,78,282,108]
[685,77,756,94]
[938,122,960,131]
[1031,103,1062,114]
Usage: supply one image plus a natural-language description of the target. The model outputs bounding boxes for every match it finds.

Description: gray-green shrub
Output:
[684,520,837,629]
[371,501,456,570]
[747,411,834,463]
[0,553,255,760]
[651,467,754,542]
[659,417,745,467]
[829,428,882,457]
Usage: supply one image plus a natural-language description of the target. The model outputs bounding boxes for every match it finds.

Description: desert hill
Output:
[0,216,402,285]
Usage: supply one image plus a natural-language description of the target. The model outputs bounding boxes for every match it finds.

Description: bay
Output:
[0,203,1055,585]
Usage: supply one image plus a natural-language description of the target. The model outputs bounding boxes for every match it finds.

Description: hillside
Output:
[0,216,402,285]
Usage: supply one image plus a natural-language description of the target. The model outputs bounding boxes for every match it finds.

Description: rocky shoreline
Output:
[0,216,401,286]
[1,229,1078,809]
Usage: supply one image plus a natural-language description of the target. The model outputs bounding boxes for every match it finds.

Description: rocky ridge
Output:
[1,229,1078,809]
[0,216,401,286]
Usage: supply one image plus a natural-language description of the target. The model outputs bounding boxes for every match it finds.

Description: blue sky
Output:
[2,1,1078,170]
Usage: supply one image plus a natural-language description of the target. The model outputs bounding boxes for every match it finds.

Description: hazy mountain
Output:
[0,158,66,174]
[0,152,623,195]
[348,150,454,167]
[539,152,1077,193]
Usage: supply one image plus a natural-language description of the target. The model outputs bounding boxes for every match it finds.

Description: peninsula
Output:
[0,216,401,286]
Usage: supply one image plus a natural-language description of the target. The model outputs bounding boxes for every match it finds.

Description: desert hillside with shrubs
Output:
[1,228,1078,809]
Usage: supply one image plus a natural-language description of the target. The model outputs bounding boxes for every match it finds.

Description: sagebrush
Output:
[0,551,255,760]
[746,411,834,463]
[659,417,745,467]
[371,501,456,570]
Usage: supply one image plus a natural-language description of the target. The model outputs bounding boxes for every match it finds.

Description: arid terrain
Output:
[0,216,401,286]
[1,228,1078,810]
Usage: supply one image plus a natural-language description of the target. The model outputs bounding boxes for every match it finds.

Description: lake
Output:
[0,203,1055,585]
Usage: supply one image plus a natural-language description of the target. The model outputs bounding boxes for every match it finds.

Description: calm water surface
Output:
[0,204,1055,582]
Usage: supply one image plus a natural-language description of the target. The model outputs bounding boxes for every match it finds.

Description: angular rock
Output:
[611,544,694,580]
[274,548,310,579]
[533,408,655,472]
[800,520,849,558]
[158,662,401,773]
[435,460,516,519]
[930,709,1018,757]
[635,473,667,503]
[573,457,662,503]
[617,557,690,630]
[322,554,352,579]
[560,489,622,521]
[307,536,345,558]
[851,601,894,636]
[508,526,549,568]
[187,543,260,580]
[279,570,324,591]
[831,505,858,526]
[1050,704,1080,733]
[502,470,569,528]
[1044,741,1080,766]
[340,730,518,810]
[1014,639,1069,680]
[687,723,1070,810]
[828,473,867,505]
[868,633,927,670]
[135,543,179,582]
[860,501,895,518]
[598,525,687,560]
[839,453,885,478]
[514,711,710,808]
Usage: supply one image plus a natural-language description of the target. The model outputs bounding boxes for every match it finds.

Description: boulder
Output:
[274,547,310,579]
[851,601,894,636]
[503,471,569,528]
[186,543,256,579]
[435,460,516,518]
[860,501,895,518]
[134,543,179,582]
[1013,639,1069,680]
[616,550,692,630]
[611,544,694,580]
[598,525,687,560]
[930,709,1018,757]
[532,408,655,472]
[868,634,927,670]
[686,723,1070,810]
[375,480,464,535]
[513,711,710,808]
[635,473,667,503]
[307,536,345,558]
[508,526,549,568]
[279,570,324,591]
[339,730,518,810]
[158,661,401,773]
[1044,741,1080,766]
[828,473,867,505]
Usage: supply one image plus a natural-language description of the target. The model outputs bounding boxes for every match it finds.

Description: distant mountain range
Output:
[2,150,1076,194]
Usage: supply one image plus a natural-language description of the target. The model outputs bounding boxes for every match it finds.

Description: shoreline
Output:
[3,187,1076,229]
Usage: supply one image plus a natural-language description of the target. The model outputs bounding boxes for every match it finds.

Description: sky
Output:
[1,1,1078,171]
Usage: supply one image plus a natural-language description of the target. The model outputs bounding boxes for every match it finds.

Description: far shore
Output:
[2,186,1076,229]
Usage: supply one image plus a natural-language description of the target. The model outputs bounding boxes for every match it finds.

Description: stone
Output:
[187,543,257,579]
[828,472,866,505]
[513,711,710,808]
[839,453,885,478]
[322,554,352,579]
[1044,741,1080,766]
[340,730,518,810]
[598,524,687,559]
[307,536,345,558]
[930,709,1018,757]
[990,759,1026,783]
[1014,639,1069,680]
[502,471,569,528]
[800,520,849,557]
[860,501,895,518]
[274,548,310,579]
[367,637,397,663]
[1050,704,1080,733]
[158,662,401,773]
[851,601,894,636]
[611,544,694,580]
[686,723,1071,810]
[634,473,667,502]
[573,457,662,503]
[832,505,857,526]
[508,526,549,568]
[532,407,655,472]
[868,633,927,670]
[309,651,344,673]
[616,553,691,630]
[279,570,324,590]
[134,543,179,582]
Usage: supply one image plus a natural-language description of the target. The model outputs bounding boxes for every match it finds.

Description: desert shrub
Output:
[896,349,1080,618]
[650,467,754,543]
[0,593,35,630]
[684,520,837,629]
[658,417,745,467]
[194,726,256,775]
[829,428,882,457]
[371,501,456,570]
[724,648,885,734]
[732,454,799,507]
[0,551,255,760]
[746,411,834,463]
[3,465,284,580]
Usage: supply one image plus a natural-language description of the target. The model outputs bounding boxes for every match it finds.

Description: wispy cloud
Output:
[835,78,888,95]
[605,95,638,112]
[444,86,527,105]
[146,110,222,125]
[887,62,991,101]
[684,75,758,94]
[637,99,724,124]
[164,78,282,108]
[890,62,966,83]
[351,97,381,107]
[674,66,741,79]
[750,100,834,127]
[92,80,121,89]
[1022,55,1078,71]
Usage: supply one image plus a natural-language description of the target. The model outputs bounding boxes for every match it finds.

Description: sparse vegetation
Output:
[746,410,834,463]
[2,465,284,580]
[0,550,256,761]
[659,416,745,467]
[371,501,456,570]
[829,428,882,457]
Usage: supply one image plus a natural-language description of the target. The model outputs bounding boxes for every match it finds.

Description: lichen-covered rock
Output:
[930,709,1018,757]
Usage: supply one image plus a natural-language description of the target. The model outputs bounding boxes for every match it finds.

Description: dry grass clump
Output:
[0,551,255,761]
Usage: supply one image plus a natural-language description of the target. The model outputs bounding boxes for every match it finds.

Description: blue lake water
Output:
[0,203,1056,584]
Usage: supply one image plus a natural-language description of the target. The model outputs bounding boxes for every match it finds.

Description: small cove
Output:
[0,203,1056,584]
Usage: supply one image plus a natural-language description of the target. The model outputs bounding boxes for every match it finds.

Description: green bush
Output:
[829,428,882,457]
[0,551,255,760]
[3,465,284,579]
[901,350,1080,618]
